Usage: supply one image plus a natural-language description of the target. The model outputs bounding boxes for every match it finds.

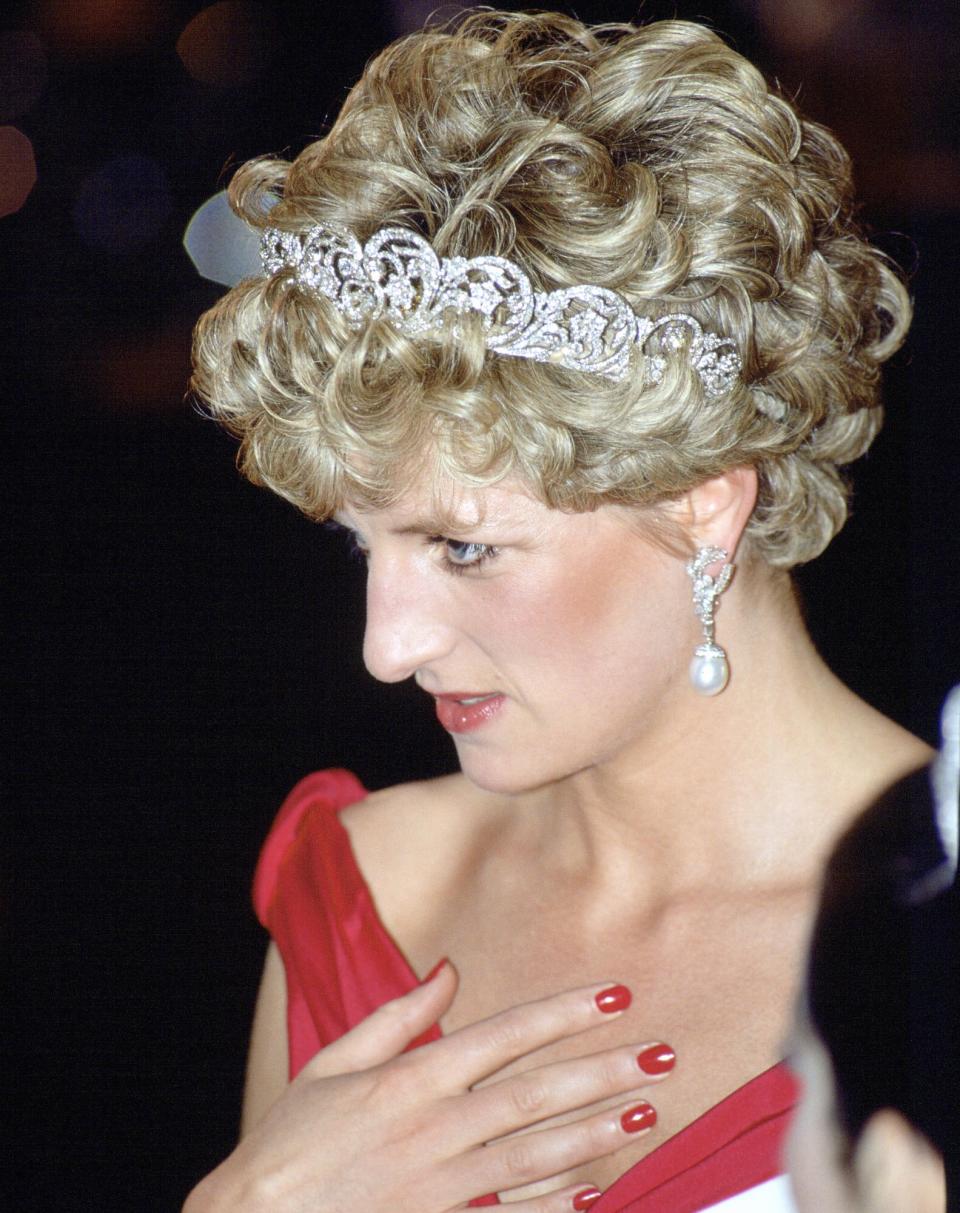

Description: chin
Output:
[453,739,590,797]
[456,757,551,796]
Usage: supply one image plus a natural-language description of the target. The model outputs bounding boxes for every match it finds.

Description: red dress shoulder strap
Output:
[252,768,367,929]
[252,768,444,1077]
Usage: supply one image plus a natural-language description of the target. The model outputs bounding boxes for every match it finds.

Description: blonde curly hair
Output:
[191,10,910,568]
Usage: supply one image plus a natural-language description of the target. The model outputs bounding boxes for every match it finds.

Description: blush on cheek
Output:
[526,549,672,648]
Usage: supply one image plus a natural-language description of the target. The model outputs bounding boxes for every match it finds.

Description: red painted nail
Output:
[637,1043,676,1075]
[422,957,449,984]
[572,1187,603,1210]
[595,984,632,1014]
[621,1101,657,1133]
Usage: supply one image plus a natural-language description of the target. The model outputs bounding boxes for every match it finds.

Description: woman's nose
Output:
[362,559,454,683]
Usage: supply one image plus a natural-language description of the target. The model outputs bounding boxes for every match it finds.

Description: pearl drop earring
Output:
[686,546,734,696]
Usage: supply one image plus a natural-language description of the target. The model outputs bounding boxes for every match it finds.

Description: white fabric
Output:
[699,1175,797,1212]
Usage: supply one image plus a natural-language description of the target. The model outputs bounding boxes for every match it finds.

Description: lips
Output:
[433,692,505,734]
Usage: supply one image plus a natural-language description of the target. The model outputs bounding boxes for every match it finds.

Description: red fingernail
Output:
[422,958,449,983]
[595,984,631,1014]
[572,1187,602,1210]
[637,1043,676,1075]
[621,1102,657,1133]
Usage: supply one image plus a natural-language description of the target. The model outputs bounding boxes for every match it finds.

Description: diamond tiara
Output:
[259,222,742,394]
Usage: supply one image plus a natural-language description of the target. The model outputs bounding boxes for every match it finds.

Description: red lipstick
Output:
[433,692,505,734]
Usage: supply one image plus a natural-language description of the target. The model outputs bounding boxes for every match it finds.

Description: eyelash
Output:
[428,536,498,575]
[327,522,497,574]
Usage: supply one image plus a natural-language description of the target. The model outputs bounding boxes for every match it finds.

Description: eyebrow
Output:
[329,513,485,539]
[335,492,500,538]
[388,514,491,537]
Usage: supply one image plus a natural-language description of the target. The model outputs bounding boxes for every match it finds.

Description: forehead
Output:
[339,471,658,549]
[343,474,549,535]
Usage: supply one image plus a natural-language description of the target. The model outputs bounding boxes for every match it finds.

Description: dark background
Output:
[2,2,958,1209]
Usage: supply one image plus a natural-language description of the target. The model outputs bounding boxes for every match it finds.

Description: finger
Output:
[460,1096,657,1199]
[487,1181,606,1212]
[464,1038,674,1142]
[425,982,633,1091]
[302,960,458,1078]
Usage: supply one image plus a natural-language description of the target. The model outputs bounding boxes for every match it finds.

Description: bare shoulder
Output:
[340,774,506,967]
[341,770,498,854]
[241,943,288,1136]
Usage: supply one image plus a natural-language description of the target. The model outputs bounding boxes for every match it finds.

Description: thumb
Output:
[304,960,458,1077]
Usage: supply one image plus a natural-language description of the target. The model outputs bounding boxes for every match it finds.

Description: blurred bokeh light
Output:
[0,126,38,218]
[176,2,279,87]
[82,313,194,412]
[387,0,467,36]
[31,0,173,56]
[184,189,266,286]
[73,154,172,253]
[0,30,48,122]
[744,0,867,51]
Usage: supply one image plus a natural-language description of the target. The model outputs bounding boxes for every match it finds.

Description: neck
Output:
[534,569,931,900]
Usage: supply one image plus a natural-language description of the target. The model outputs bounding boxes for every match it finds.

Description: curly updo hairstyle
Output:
[192,10,910,568]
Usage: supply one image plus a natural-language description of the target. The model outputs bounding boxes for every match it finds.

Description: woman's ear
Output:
[675,466,758,560]
[852,1109,946,1213]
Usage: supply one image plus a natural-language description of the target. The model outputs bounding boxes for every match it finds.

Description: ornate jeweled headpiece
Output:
[259,222,741,394]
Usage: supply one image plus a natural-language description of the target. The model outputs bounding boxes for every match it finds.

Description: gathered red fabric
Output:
[254,770,798,1212]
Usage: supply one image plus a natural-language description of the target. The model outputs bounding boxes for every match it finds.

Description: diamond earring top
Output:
[259,222,742,393]
[686,546,734,696]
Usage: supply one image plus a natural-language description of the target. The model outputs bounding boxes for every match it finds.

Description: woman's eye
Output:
[447,540,487,564]
[433,537,496,571]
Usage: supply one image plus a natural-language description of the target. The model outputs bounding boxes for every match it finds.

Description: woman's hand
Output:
[184,963,672,1213]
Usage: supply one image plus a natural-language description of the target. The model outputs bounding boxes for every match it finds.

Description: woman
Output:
[787,690,958,1213]
[186,11,931,1211]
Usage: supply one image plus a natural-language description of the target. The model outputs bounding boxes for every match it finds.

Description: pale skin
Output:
[185,466,931,1211]
[786,1024,946,1213]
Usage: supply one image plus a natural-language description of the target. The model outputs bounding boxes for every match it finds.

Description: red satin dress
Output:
[253,770,798,1212]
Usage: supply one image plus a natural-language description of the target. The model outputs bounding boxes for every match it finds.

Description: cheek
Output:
[479,550,687,721]
[529,556,683,673]
[449,551,686,790]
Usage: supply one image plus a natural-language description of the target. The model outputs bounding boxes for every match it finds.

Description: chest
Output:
[409,880,811,1197]
[432,873,810,1033]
